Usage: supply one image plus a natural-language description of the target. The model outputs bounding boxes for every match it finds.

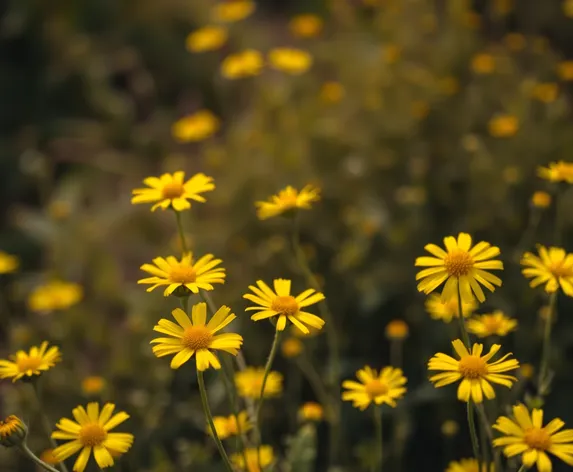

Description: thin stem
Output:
[517,465,528,472]
[476,404,502,472]
[295,353,335,422]
[372,406,383,472]
[390,340,403,368]
[19,444,60,472]
[456,282,471,348]
[174,210,189,254]
[538,291,558,396]
[467,402,481,468]
[197,370,234,472]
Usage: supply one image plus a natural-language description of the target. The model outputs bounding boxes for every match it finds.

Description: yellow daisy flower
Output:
[231,445,274,472]
[466,311,518,338]
[298,402,324,422]
[28,280,83,312]
[537,161,573,183]
[268,48,313,75]
[289,14,323,38]
[171,111,220,142]
[446,458,493,472]
[0,251,18,274]
[342,366,407,411]
[521,246,573,296]
[131,171,215,212]
[138,253,225,296]
[186,26,228,53]
[51,402,134,472]
[493,404,573,471]
[150,303,243,371]
[531,191,552,208]
[81,376,106,396]
[235,367,283,399]
[209,411,252,440]
[243,279,325,333]
[281,337,303,358]
[0,342,61,382]
[425,293,477,323]
[221,49,264,79]
[415,233,504,303]
[255,185,320,220]
[471,53,495,74]
[212,0,255,23]
[428,339,519,403]
[0,415,27,447]
[384,319,409,340]
[488,114,519,137]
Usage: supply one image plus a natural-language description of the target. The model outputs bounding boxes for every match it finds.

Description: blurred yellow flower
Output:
[51,402,133,472]
[0,341,61,382]
[298,402,324,422]
[384,320,409,340]
[564,0,573,18]
[557,60,573,81]
[186,26,228,53]
[538,161,573,183]
[28,280,83,312]
[471,53,495,74]
[268,48,313,75]
[493,404,573,471]
[151,303,243,370]
[221,49,264,79]
[342,366,407,410]
[488,114,518,137]
[504,33,526,51]
[231,445,274,471]
[521,246,573,296]
[281,337,303,358]
[520,363,534,380]
[289,14,323,38]
[212,0,255,23]
[441,420,459,437]
[0,415,27,447]
[0,251,18,274]
[428,339,519,403]
[209,411,252,440]
[446,459,493,472]
[255,184,320,220]
[466,311,518,338]
[40,449,60,465]
[531,191,552,208]
[244,279,325,333]
[235,367,283,399]
[382,44,401,64]
[82,376,106,396]
[425,294,477,323]
[172,111,219,142]
[532,83,559,103]
[320,81,345,104]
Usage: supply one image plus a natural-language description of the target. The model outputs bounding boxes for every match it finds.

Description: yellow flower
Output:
[466,311,518,338]
[186,26,228,53]
[235,367,283,399]
[28,280,83,312]
[150,303,243,370]
[0,415,27,447]
[415,232,504,303]
[268,48,313,75]
[172,111,219,142]
[298,402,324,422]
[425,294,477,323]
[428,339,519,403]
[82,376,106,396]
[40,449,60,465]
[446,458,493,472]
[564,0,573,18]
[521,245,573,296]
[342,366,407,410]
[255,184,320,220]
[0,251,18,274]
[382,44,401,64]
[504,33,526,51]
[243,279,325,333]
[209,411,252,440]
[51,402,134,472]
[471,53,495,74]
[557,60,573,81]
[488,114,519,137]
[320,81,345,104]
[384,320,409,340]
[493,404,573,471]
[0,342,61,382]
[212,0,255,23]
[441,420,459,437]
[289,14,323,38]
[231,445,274,472]
[531,191,552,208]
[131,171,215,212]
[281,337,303,358]
[538,161,573,183]
[532,83,559,103]
[221,50,264,79]
[139,253,225,296]
[520,363,534,380]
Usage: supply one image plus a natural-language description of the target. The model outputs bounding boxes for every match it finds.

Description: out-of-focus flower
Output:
[268,48,313,74]
[504,33,526,51]
[289,14,323,38]
[255,185,320,220]
[428,339,519,403]
[564,0,573,18]
[538,161,573,183]
[212,1,255,23]
[521,246,573,296]
[466,311,518,338]
[425,294,477,323]
[186,26,228,53]
[532,83,559,103]
[0,342,61,382]
[209,412,252,440]
[235,367,283,399]
[28,280,83,312]
[231,446,274,471]
[557,61,573,81]
[488,114,519,137]
[151,303,243,370]
[51,402,133,472]
[0,251,18,274]
[298,402,324,422]
[384,320,409,340]
[446,459,493,472]
[502,166,521,184]
[494,0,514,15]
[172,111,219,142]
[382,44,401,64]
[81,376,106,396]
[342,366,407,410]
[441,420,459,437]
[471,53,495,74]
[221,50,264,79]
[281,337,303,358]
[531,191,552,208]
[0,415,27,447]
[520,363,534,380]
[320,81,345,104]
[40,449,60,465]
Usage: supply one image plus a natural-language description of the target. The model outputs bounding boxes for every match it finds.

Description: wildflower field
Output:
[4,0,573,471]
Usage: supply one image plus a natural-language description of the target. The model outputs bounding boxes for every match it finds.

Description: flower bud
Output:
[0,415,28,447]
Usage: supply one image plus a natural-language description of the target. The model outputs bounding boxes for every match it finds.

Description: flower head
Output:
[221,50,264,79]
[0,251,19,274]
[446,458,493,472]
[209,412,252,440]
[139,253,225,296]
[172,111,220,142]
[235,367,283,399]
[289,14,323,38]
[384,320,409,340]
[537,161,573,183]
[186,26,228,53]
[82,376,106,396]
[428,339,519,403]
[0,415,27,447]
[521,246,573,296]
[415,233,503,303]
[531,191,551,208]
[532,83,558,103]
[151,303,243,371]
[244,279,325,334]
[471,53,495,74]
[557,60,573,81]
[231,445,274,472]
[255,185,320,220]
[488,114,519,137]
[493,404,573,471]
[51,402,133,472]
[466,311,518,338]
[281,337,303,358]
[320,81,345,104]
[0,342,61,382]
[268,48,313,75]
[212,0,255,23]
[342,366,407,410]
[131,172,215,212]
[298,402,324,422]
[425,293,477,323]
[28,280,83,312]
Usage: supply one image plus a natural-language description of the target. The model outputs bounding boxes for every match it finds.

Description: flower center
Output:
[169,266,197,284]
[483,317,502,333]
[458,355,487,379]
[444,250,474,277]
[549,261,573,278]
[524,427,551,450]
[271,296,299,316]
[16,356,42,373]
[79,423,107,447]
[364,379,389,398]
[162,182,184,199]
[181,326,213,350]
[226,417,239,435]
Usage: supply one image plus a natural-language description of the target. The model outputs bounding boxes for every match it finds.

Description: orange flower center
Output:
[162,182,185,199]
[524,427,551,450]
[79,423,107,447]
[483,317,502,333]
[226,417,239,435]
[278,193,299,208]
[444,250,474,277]
[271,296,299,316]
[364,379,389,398]
[548,260,573,279]
[169,266,197,284]
[181,326,213,350]
[16,356,42,373]
[458,355,487,379]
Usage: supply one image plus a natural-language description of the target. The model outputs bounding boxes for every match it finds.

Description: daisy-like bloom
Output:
[531,191,552,208]
[255,184,320,220]
[384,320,409,340]
[0,251,18,274]
[415,232,503,303]
[81,376,106,396]
[243,279,325,334]
[446,458,493,472]
[171,111,220,142]
[488,114,519,137]
[341,366,407,411]
[425,293,477,323]
[51,402,134,472]
[28,280,83,312]
[493,404,573,471]
[212,0,255,23]
[221,49,264,79]
[289,14,323,38]
[537,161,573,183]
[268,48,313,75]
[532,83,559,103]
[521,245,573,296]
[209,411,252,440]
[186,26,228,53]
[298,402,324,422]
[0,342,61,382]
[231,445,274,472]
[138,253,225,296]
[235,367,283,399]
[131,171,215,212]
[150,303,243,370]
[427,339,519,403]
[466,311,518,338]
[0,415,27,447]
[471,53,495,74]
[281,337,303,358]
[320,81,345,104]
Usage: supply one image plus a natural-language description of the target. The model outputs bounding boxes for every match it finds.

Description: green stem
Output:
[456,282,471,348]
[197,370,234,472]
[174,210,189,255]
[295,353,336,423]
[19,444,60,472]
[476,404,502,472]
[517,465,528,472]
[372,406,383,472]
[538,291,558,396]
[390,340,403,368]
[467,402,481,469]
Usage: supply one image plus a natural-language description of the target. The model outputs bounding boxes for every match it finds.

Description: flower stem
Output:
[538,291,558,396]
[174,210,189,254]
[476,403,502,472]
[467,402,481,469]
[196,370,234,472]
[295,353,335,422]
[372,406,383,472]
[19,444,60,472]
[455,282,471,348]
[517,465,528,472]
